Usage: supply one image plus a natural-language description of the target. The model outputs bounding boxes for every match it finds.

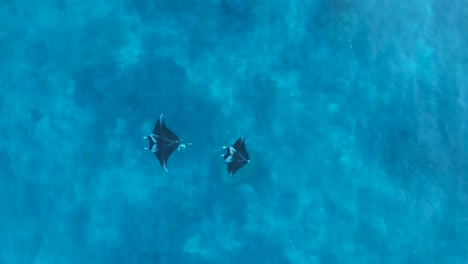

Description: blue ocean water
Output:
[1,0,467,263]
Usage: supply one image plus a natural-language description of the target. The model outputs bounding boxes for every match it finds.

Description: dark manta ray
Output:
[144,113,187,172]
[223,136,250,178]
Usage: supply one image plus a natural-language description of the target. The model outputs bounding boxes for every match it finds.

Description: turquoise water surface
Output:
[0,0,467,263]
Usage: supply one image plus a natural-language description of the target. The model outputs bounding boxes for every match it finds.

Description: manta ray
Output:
[223,136,250,178]
[144,114,251,178]
[144,113,188,172]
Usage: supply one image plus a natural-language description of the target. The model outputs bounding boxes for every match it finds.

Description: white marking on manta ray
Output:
[178,144,186,150]
[162,163,169,173]
[224,146,249,163]
[153,134,181,148]
[176,141,192,151]
[237,150,249,163]
[151,144,158,152]
[225,147,236,162]
[143,134,160,152]
[143,136,150,151]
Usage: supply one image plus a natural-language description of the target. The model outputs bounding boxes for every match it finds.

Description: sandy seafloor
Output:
[0,0,467,263]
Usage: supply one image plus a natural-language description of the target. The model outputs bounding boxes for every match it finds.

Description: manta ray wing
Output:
[234,136,249,160]
[227,158,248,176]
